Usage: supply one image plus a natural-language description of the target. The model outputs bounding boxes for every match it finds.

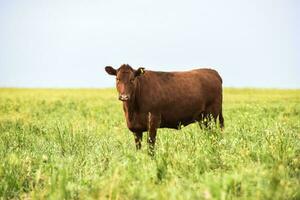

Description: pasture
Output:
[0,88,299,199]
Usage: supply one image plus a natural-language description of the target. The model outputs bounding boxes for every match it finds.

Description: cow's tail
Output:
[219,83,224,130]
[219,109,224,129]
[217,70,224,129]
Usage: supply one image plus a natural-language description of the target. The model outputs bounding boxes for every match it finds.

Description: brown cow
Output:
[105,64,224,152]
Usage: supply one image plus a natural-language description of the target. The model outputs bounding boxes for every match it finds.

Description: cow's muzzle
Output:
[119,94,129,101]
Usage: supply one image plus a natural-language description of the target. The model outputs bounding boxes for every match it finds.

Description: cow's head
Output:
[105,64,145,101]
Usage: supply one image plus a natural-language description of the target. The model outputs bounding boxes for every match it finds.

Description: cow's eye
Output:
[116,78,120,82]
[130,79,134,83]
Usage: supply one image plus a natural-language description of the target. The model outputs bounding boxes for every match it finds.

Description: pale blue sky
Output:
[0,0,299,88]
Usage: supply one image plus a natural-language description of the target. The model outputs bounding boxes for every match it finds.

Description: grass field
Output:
[0,88,299,200]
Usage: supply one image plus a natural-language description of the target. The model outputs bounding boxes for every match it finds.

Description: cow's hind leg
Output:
[133,131,143,150]
[194,111,207,129]
[197,111,215,129]
[206,100,223,129]
[147,112,161,155]
[198,113,209,129]
[204,114,216,129]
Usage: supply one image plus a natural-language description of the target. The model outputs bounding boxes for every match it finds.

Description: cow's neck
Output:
[123,80,140,122]
[123,98,136,121]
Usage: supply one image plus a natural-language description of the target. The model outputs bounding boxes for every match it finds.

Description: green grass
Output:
[0,88,299,200]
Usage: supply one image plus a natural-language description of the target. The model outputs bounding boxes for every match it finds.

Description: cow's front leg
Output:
[133,132,143,150]
[147,112,161,155]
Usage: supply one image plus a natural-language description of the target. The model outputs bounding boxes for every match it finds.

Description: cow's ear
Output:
[105,66,117,76]
[135,67,145,77]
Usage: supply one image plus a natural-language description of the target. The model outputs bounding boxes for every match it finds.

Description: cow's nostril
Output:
[119,94,129,101]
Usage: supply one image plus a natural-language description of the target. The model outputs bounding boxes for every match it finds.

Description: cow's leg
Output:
[198,113,209,129]
[133,131,143,150]
[206,101,221,129]
[195,111,205,129]
[204,115,210,128]
[147,112,161,155]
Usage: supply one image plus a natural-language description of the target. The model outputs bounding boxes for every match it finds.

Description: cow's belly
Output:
[126,96,206,131]
[160,118,195,129]
[160,104,203,129]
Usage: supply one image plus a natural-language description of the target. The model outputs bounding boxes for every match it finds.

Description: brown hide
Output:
[124,68,223,131]
[105,64,224,150]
